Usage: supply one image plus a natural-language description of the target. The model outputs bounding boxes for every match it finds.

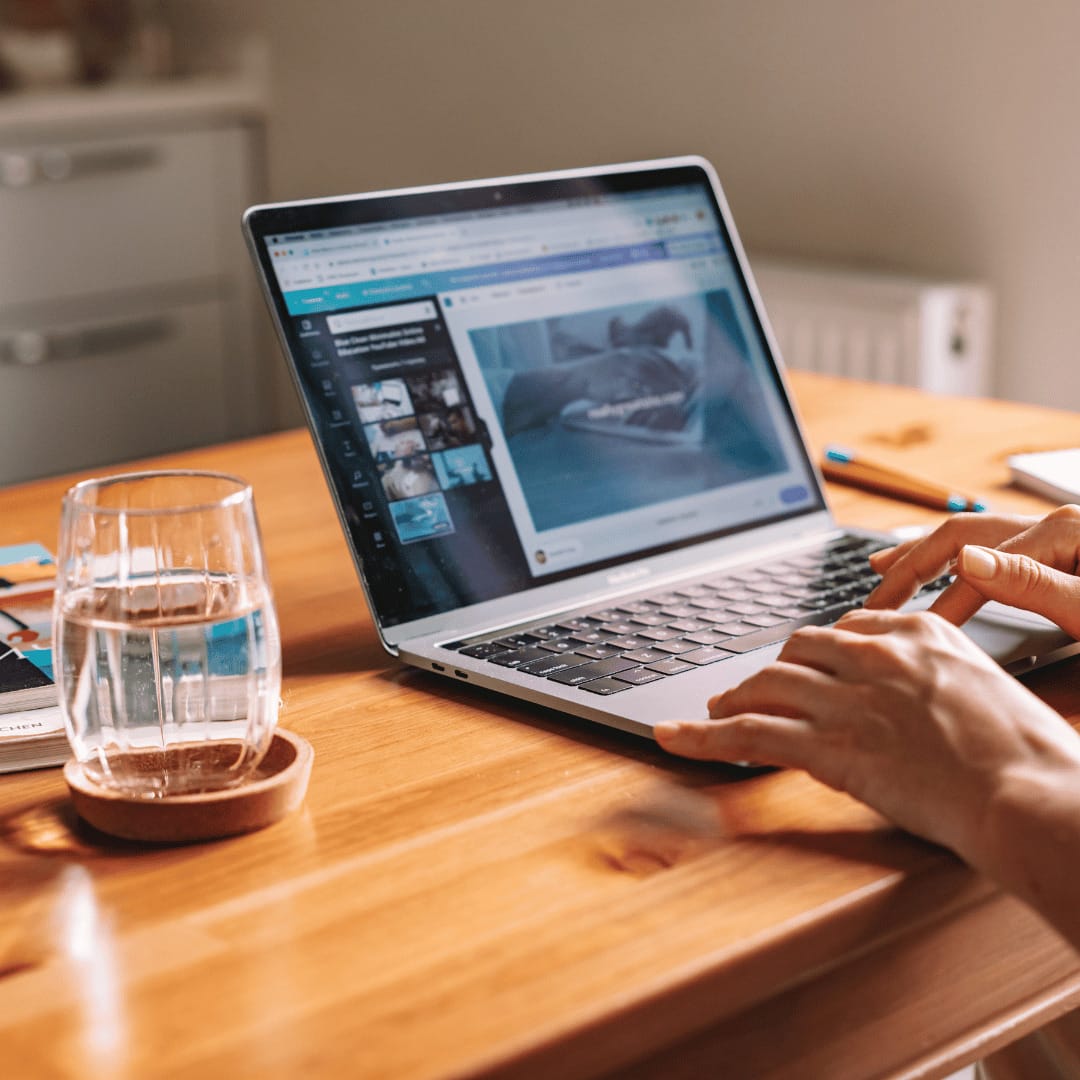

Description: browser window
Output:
[261,180,819,627]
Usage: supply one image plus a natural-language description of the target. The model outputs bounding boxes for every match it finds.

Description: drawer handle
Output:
[0,144,160,188]
[0,316,173,366]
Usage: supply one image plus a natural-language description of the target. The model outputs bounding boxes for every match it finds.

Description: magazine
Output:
[0,543,68,769]
[0,705,68,773]
[0,541,57,713]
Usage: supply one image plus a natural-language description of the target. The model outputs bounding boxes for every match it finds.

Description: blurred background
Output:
[2,0,1078,483]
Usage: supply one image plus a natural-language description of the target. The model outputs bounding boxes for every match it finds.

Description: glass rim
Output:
[62,469,253,516]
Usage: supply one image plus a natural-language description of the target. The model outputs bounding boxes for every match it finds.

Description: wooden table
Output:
[3,372,1080,1079]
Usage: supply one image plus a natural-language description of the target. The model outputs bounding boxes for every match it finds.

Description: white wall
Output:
[166,0,1080,411]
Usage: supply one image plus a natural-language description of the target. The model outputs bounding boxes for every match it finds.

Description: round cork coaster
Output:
[64,729,314,844]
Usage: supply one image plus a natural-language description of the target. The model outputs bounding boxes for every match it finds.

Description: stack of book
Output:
[1,543,69,773]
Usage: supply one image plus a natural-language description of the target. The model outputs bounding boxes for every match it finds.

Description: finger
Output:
[930,506,1080,627]
[865,514,1034,610]
[926,571,990,626]
[833,606,923,635]
[868,538,921,574]
[995,505,1080,575]
[707,661,836,720]
[953,544,1080,638]
[655,714,817,769]
[775,625,849,674]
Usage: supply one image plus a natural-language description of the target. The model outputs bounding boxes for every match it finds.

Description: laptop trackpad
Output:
[902,591,1074,670]
[966,602,1075,671]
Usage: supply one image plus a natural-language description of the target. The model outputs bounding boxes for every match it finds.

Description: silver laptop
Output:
[243,156,1078,740]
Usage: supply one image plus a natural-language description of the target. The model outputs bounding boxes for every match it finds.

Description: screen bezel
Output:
[243,156,831,648]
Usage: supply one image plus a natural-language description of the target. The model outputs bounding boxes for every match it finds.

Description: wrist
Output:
[981,759,1080,907]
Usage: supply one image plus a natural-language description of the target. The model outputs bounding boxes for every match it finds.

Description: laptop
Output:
[243,155,1079,740]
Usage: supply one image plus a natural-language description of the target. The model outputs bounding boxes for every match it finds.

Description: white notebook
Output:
[1008,448,1080,503]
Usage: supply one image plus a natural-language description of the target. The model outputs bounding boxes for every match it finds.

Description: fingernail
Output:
[960,545,997,579]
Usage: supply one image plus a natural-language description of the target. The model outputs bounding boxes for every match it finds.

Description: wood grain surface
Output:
[2,373,1080,1080]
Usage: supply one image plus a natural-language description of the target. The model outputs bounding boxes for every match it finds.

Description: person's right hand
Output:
[864,505,1080,637]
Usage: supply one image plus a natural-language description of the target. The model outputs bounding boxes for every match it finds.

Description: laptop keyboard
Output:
[448,535,947,696]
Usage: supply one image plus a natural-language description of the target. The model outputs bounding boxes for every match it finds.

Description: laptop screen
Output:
[247,160,825,629]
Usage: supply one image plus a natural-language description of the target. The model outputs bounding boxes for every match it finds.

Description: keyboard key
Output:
[652,639,699,654]
[606,635,651,650]
[580,677,633,695]
[667,618,710,633]
[683,629,731,646]
[564,656,638,679]
[539,639,578,653]
[458,641,512,659]
[774,606,811,619]
[725,602,767,616]
[637,626,681,641]
[649,592,684,606]
[646,657,695,675]
[574,644,624,660]
[590,609,626,622]
[681,647,735,665]
[613,667,666,685]
[743,592,789,606]
[616,601,658,614]
[569,630,615,645]
[547,666,607,686]
[518,655,590,677]
[741,613,789,628]
[495,634,542,648]
[630,613,670,627]
[623,648,670,663]
[698,618,760,634]
[673,583,717,597]
[489,646,552,668]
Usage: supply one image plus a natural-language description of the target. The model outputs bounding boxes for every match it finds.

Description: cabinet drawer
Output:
[0,128,234,306]
[0,297,233,485]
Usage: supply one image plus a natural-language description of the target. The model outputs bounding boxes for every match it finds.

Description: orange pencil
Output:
[822,446,987,513]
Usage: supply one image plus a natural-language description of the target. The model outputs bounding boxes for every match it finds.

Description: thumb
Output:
[957,545,1080,638]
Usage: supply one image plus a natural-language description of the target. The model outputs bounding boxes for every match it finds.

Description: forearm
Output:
[983,759,1080,951]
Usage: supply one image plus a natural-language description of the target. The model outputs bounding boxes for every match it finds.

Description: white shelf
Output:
[0,75,265,138]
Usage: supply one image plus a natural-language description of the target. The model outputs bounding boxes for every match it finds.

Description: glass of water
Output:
[54,471,281,798]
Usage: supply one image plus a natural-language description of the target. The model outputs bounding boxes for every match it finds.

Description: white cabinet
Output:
[0,78,270,485]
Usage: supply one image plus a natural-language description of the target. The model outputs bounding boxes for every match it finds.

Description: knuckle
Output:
[1048,503,1080,524]
[846,632,899,667]
[890,609,933,636]
[939,514,975,540]
[1010,553,1051,593]
[919,609,963,641]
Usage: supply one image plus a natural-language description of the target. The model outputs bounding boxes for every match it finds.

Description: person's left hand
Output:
[655,607,1080,878]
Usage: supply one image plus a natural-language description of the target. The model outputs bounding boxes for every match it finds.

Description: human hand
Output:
[655,608,1080,879]
[864,506,1080,638]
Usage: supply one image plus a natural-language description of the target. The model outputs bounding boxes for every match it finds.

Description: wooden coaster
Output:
[64,729,314,844]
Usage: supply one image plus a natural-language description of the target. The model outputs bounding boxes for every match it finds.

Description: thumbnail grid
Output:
[351,370,489,543]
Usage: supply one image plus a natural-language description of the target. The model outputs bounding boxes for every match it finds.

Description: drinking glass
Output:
[53,471,281,798]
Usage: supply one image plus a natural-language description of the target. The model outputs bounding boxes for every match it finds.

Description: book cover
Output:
[0,644,54,713]
[0,542,57,712]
